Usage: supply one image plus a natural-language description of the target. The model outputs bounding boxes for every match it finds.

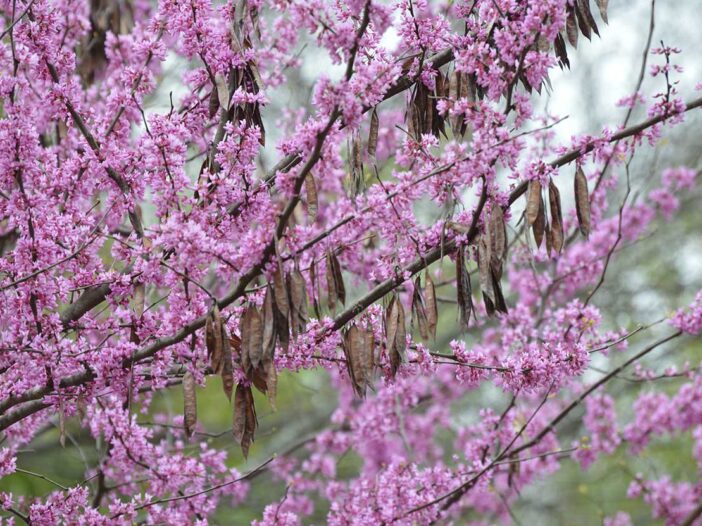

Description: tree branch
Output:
[399,330,684,521]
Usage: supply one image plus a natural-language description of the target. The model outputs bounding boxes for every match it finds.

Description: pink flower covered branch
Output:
[0,0,701,524]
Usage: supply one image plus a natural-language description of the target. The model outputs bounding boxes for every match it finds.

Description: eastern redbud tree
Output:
[1,0,701,524]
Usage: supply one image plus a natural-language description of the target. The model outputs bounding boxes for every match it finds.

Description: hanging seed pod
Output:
[526,180,542,226]
[214,73,229,110]
[183,371,197,438]
[548,178,564,254]
[220,324,234,401]
[368,107,379,163]
[578,0,600,37]
[305,174,318,221]
[566,5,578,48]
[566,6,579,48]
[385,295,406,377]
[554,33,570,69]
[325,249,345,311]
[233,384,257,459]
[208,88,220,118]
[424,271,438,339]
[411,276,429,340]
[478,235,495,316]
[456,245,474,328]
[207,306,224,373]
[288,265,308,338]
[574,166,591,238]
[597,0,609,23]
[241,305,263,375]
[533,191,546,248]
[488,205,507,278]
[490,267,508,314]
[351,133,364,195]
[261,285,277,361]
[343,325,368,397]
[272,262,289,320]
[310,258,321,319]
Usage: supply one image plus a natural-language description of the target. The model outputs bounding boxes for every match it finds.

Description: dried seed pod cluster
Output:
[574,167,592,238]
[408,73,448,140]
[478,205,509,316]
[202,254,312,457]
[365,274,437,387]
[225,24,265,146]
[526,178,568,257]
[526,167,592,254]
[233,384,257,459]
[555,0,608,68]
[196,11,266,206]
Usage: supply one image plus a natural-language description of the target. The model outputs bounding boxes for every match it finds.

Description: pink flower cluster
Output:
[0,0,701,524]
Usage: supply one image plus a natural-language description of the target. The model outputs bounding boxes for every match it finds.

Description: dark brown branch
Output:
[0,0,35,40]
[4,507,30,525]
[130,456,274,512]
[681,500,702,526]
